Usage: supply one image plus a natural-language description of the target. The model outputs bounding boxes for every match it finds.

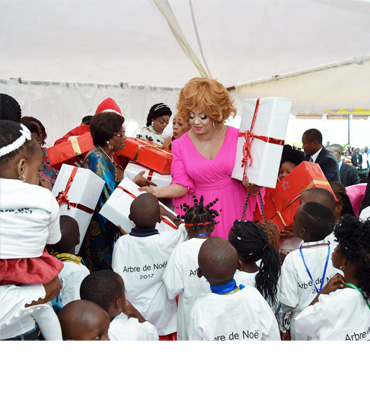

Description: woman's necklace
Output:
[98,146,123,182]
[99,146,115,164]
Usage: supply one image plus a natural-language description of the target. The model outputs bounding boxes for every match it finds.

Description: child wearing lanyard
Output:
[277,201,341,340]
[163,195,219,341]
[188,237,280,341]
[295,215,370,340]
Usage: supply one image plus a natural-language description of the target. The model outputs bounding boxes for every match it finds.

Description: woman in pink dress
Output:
[140,77,261,239]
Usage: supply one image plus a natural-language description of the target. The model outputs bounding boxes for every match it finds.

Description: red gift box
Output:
[255,161,336,231]
[114,137,172,174]
[47,132,94,168]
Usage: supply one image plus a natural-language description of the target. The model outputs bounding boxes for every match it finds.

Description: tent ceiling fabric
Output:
[1,0,370,114]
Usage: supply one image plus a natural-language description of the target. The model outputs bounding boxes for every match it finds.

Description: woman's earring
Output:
[107,141,114,150]
[212,120,216,128]
[19,167,26,182]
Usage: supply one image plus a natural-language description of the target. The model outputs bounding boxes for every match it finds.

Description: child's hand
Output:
[321,273,345,295]
[25,277,62,307]
[123,300,146,323]
[279,226,294,239]
[133,171,158,187]
[159,205,182,227]
[40,178,52,191]
[117,225,127,235]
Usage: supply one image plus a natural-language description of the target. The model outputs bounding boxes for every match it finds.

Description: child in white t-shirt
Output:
[0,120,63,286]
[163,195,220,340]
[277,201,340,341]
[188,237,280,341]
[279,187,337,259]
[47,215,90,306]
[295,215,370,340]
[112,193,187,339]
[228,220,281,312]
[80,270,158,341]
[0,120,63,340]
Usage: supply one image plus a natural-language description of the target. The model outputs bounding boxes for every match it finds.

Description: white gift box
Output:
[52,164,105,253]
[99,177,178,233]
[231,97,292,188]
[124,161,172,188]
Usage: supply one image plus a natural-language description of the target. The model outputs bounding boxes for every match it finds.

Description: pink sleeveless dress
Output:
[171,126,262,239]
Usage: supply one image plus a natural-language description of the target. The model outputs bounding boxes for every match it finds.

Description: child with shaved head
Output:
[188,237,280,341]
[112,193,187,340]
[58,299,110,340]
[80,270,158,340]
[279,187,338,258]
[277,201,342,340]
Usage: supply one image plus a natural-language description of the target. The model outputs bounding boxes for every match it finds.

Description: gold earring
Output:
[107,141,114,150]
[118,308,122,313]
[19,174,26,182]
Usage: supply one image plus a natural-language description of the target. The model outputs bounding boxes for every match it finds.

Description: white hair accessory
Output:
[154,103,169,112]
[0,124,32,158]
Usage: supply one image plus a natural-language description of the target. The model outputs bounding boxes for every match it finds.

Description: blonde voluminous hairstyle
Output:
[176,77,237,124]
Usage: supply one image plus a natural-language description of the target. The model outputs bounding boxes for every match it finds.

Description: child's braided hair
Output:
[177,194,221,230]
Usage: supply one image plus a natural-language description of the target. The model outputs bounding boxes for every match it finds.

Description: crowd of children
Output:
[1,93,370,341]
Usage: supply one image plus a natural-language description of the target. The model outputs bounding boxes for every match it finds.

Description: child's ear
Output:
[335,203,343,216]
[237,259,242,271]
[115,296,123,311]
[300,226,307,239]
[128,213,132,222]
[197,268,203,278]
[16,158,27,181]
[76,233,80,246]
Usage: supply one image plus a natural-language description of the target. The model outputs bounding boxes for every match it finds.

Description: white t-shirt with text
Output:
[278,240,341,340]
[188,286,280,341]
[112,224,187,335]
[295,287,370,341]
[0,179,61,258]
[162,237,211,340]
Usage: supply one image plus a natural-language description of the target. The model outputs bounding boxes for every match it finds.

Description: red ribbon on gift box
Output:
[238,98,285,179]
[56,167,94,214]
[117,186,178,230]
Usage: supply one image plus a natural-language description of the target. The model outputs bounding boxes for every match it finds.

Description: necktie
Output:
[309,157,313,162]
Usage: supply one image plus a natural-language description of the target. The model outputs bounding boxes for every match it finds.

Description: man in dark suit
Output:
[301,128,340,182]
[351,148,362,171]
[328,144,360,187]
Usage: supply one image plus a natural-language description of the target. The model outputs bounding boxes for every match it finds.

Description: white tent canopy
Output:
[1,0,370,144]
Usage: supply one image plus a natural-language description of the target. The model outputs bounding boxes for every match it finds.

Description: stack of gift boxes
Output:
[114,138,173,188]
[254,161,337,231]
[50,135,175,249]
[233,97,336,231]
